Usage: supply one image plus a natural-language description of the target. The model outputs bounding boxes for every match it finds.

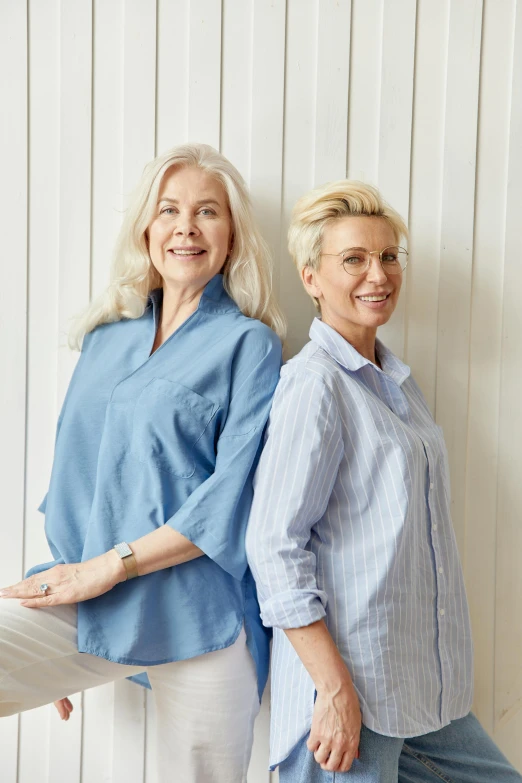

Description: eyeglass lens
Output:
[341,246,408,276]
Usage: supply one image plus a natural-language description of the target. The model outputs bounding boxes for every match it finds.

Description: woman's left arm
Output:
[1,328,282,607]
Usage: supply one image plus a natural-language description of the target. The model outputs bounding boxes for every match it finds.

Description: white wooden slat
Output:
[376,0,416,359]
[249,0,286,293]
[0,0,28,582]
[57,0,93,404]
[435,0,483,553]
[494,0,522,768]
[220,0,252,183]
[91,0,124,298]
[156,0,190,155]
[112,680,146,783]
[48,696,83,783]
[25,0,60,582]
[405,0,449,411]
[280,0,318,357]
[0,1,27,776]
[187,0,222,150]
[313,0,351,186]
[346,0,383,183]
[82,685,116,783]
[18,709,50,783]
[121,0,157,198]
[465,0,514,736]
[27,1,83,778]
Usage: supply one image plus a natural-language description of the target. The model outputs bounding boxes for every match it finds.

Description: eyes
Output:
[159,206,217,218]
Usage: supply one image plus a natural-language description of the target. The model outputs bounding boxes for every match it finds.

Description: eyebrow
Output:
[157,198,222,207]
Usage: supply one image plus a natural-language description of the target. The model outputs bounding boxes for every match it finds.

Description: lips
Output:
[168,246,206,256]
[357,294,390,302]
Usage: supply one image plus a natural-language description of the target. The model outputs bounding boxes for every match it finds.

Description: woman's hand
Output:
[0,552,126,607]
[307,679,362,772]
[54,698,74,721]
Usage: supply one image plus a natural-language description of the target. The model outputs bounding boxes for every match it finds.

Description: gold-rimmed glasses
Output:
[321,245,409,276]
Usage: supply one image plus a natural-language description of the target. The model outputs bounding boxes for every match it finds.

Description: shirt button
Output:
[438,567,443,574]
[430,482,434,489]
[439,609,445,616]
[433,524,438,531]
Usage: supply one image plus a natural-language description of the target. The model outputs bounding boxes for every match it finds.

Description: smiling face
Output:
[147,165,232,292]
[302,215,402,343]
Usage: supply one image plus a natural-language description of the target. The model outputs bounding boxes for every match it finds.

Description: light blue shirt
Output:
[29,275,282,698]
[246,318,473,768]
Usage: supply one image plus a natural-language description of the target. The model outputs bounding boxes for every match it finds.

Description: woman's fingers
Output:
[306,735,321,752]
[313,742,331,766]
[339,749,356,772]
[53,698,73,721]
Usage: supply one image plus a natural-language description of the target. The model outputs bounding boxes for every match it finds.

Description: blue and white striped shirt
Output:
[246,318,473,769]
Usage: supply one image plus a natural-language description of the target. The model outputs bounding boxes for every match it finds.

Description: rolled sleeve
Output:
[166,328,282,581]
[246,369,343,629]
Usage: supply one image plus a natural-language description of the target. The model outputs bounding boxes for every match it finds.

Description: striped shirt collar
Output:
[309,317,410,386]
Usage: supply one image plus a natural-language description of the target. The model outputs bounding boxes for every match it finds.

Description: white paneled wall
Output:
[1,0,521,780]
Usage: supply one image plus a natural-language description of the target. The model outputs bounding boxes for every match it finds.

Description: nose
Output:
[173,211,200,237]
[365,254,388,284]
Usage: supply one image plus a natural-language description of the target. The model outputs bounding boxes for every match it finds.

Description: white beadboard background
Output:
[1,0,521,780]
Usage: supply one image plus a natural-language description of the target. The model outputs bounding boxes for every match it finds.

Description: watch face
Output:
[114,542,132,558]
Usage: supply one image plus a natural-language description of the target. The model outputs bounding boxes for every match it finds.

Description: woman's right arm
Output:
[246,369,361,773]
[284,620,361,772]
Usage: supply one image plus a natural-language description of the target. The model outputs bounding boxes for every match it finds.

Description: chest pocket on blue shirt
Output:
[132,378,217,478]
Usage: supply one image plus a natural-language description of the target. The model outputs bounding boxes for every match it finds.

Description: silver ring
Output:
[39,583,49,594]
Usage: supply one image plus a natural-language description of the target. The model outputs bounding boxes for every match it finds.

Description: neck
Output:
[150,281,206,354]
[321,315,379,366]
[161,282,205,331]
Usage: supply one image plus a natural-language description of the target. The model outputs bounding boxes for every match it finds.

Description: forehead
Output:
[322,215,397,250]
[158,165,228,204]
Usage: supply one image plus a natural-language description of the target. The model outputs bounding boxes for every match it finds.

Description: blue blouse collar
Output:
[310,318,410,386]
[148,274,239,316]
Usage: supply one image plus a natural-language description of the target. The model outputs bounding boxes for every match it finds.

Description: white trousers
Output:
[0,600,260,783]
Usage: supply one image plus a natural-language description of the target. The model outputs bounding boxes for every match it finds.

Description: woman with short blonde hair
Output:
[0,143,284,783]
[247,180,521,781]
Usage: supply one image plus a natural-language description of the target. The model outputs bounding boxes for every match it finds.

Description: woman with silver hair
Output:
[0,144,284,782]
[246,181,521,781]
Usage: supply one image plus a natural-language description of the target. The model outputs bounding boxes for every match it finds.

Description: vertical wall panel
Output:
[346,0,382,182]
[313,0,351,185]
[156,0,190,154]
[220,0,252,179]
[0,1,27,780]
[57,0,93,404]
[3,1,522,778]
[122,0,157,197]
[436,0,483,552]
[495,0,522,768]
[376,0,416,358]
[280,0,318,356]
[465,0,514,735]
[91,0,124,297]
[406,0,449,410]
[187,0,222,149]
[249,0,286,292]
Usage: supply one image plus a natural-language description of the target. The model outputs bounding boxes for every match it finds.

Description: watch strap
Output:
[113,542,139,580]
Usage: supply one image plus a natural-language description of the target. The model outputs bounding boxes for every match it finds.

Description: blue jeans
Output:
[278,713,522,782]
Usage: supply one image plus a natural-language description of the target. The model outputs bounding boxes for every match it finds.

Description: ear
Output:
[301,265,322,300]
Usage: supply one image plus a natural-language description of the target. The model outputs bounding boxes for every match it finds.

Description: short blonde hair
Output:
[70,143,286,348]
[288,180,408,307]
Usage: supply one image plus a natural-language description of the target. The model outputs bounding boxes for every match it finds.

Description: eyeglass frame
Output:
[320,245,409,276]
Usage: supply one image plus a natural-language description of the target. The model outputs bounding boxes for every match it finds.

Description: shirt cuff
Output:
[260,588,328,629]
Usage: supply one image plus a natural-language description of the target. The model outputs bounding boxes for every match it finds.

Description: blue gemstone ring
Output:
[39,583,49,594]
